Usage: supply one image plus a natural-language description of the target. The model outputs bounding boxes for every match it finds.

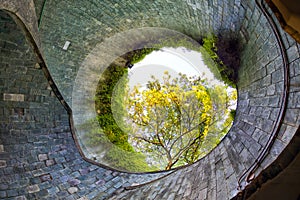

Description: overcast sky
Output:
[128,47,223,90]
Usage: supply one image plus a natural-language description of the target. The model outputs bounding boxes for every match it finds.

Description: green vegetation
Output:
[104,145,157,171]
[128,48,157,64]
[94,64,132,150]
[200,35,236,87]
[153,37,200,52]
[125,72,236,170]
[149,34,237,87]
[88,43,237,171]
[89,49,158,172]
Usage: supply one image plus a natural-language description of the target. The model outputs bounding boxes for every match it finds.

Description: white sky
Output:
[128,47,223,90]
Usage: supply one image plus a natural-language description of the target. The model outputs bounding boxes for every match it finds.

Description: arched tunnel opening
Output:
[0,0,300,199]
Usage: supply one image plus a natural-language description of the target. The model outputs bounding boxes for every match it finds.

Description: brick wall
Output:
[0,10,170,200]
[0,0,299,199]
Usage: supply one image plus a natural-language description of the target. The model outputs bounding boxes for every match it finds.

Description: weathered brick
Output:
[15,196,27,200]
[45,159,55,166]
[27,184,40,193]
[67,187,78,194]
[0,191,7,198]
[0,160,7,168]
[40,174,52,182]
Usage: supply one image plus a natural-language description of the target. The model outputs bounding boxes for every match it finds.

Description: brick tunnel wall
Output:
[38,0,245,106]
[0,0,300,200]
[0,9,173,200]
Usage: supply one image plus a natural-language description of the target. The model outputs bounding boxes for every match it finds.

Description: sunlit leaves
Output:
[124,71,234,170]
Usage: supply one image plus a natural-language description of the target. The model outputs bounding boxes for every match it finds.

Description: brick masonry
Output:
[0,0,299,199]
[0,10,170,200]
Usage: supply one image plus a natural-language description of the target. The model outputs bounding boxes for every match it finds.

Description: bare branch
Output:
[172,133,203,161]
[169,120,207,151]
[134,136,161,145]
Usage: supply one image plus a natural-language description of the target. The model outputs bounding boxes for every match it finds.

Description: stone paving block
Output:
[27,184,40,194]
[66,195,78,200]
[57,190,69,199]
[0,191,7,198]
[79,168,89,175]
[40,174,52,182]
[36,189,49,198]
[67,187,78,194]
[287,45,299,62]
[58,182,70,191]
[15,196,27,200]
[38,181,51,191]
[68,178,81,186]
[86,190,100,199]
[77,196,89,200]
[47,186,60,195]
[45,159,55,166]
[0,156,8,166]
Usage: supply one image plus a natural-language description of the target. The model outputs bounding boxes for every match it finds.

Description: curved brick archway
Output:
[0,0,300,199]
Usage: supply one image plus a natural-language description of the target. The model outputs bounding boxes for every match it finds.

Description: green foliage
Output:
[198,86,237,156]
[104,145,158,172]
[87,45,237,171]
[148,34,237,88]
[94,64,133,150]
[79,118,110,146]
[125,72,236,170]
[201,35,236,88]
[230,109,236,119]
[202,35,218,60]
[129,48,157,64]
[90,49,156,171]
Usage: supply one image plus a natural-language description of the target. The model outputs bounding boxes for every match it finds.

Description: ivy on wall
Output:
[201,35,239,88]
[91,50,158,172]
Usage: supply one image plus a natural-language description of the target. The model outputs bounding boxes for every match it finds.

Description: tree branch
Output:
[169,120,207,152]
[134,136,161,145]
[172,133,203,162]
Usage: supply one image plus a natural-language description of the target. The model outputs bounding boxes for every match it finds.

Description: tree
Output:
[125,71,236,170]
